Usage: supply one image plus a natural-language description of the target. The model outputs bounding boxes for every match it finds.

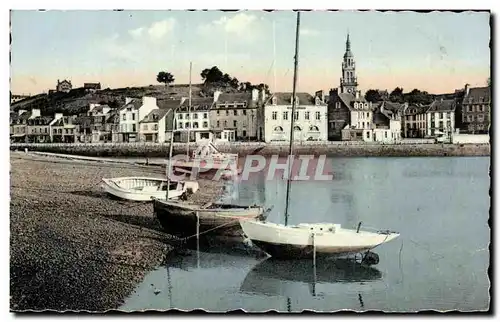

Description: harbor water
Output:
[120,156,490,312]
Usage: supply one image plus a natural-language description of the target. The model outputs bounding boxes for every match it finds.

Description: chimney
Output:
[252,88,259,101]
[213,90,222,103]
[142,96,157,106]
[31,109,41,118]
[355,90,360,99]
[465,83,470,96]
[315,90,325,102]
[260,89,267,102]
[125,97,133,105]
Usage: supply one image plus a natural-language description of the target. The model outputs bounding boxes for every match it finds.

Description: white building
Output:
[260,92,328,143]
[174,98,214,142]
[118,96,158,142]
[425,99,456,141]
[370,101,403,143]
[138,109,172,143]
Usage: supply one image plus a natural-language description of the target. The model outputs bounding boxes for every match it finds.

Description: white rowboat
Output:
[101,177,199,202]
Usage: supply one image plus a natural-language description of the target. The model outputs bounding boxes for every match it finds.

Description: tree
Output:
[389,87,404,103]
[364,89,382,103]
[156,71,175,87]
[487,77,491,87]
[200,66,224,84]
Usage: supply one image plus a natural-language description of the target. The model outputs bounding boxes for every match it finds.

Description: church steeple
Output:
[340,32,358,94]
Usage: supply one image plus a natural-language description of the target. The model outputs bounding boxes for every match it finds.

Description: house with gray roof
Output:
[174,97,214,142]
[117,96,159,142]
[260,91,327,143]
[139,107,172,143]
[461,84,490,134]
[403,103,430,138]
[425,98,456,141]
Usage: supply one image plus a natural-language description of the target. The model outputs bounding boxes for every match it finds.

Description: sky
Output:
[10,10,491,95]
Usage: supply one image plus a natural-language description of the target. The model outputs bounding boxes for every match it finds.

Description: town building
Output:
[139,108,173,143]
[50,114,78,143]
[174,98,214,142]
[84,83,101,92]
[106,110,120,143]
[10,94,30,104]
[26,115,54,143]
[210,89,261,142]
[56,79,72,93]
[329,88,373,141]
[425,99,456,141]
[403,103,429,138]
[460,84,490,134]
[75,115,93,143]
[259,92,328,143]
[118,97,158,142]
[370,101,403,143]
[10,109,35,143]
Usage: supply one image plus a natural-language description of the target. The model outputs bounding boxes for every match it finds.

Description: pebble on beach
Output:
[9,152,225,312]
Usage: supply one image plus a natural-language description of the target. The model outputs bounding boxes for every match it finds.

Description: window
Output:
[224,120,227,127]
[193,122,199,128]
[132,124,136,132]
[440,113,444,119]
[178,114,183,119]
[193,113,198,119]
[293,125,302,131]
[367,131,370,139]
[305,111,310,120]
[203,113,208,119]
[468,106,473,112]
[283,112,289,120]
[216,110,220,115]
[309,125,319,131]
[272,111,277,120]
[385,131,388,138]
[234,110,238,116]
[367,122,370,128]
[178,123,183,129]
[217,120,220,127]
[132,113,135,121]
[478,114,484,122]
[203,121,208,128]
[143,124,148,130]
[315,111,321,120]
[367,112,370,118]
[336,102,340,109]
[154,124,158,131]
[294,111,299,120]
[185,122,189,128]
[478,124,484,130]
[122,114,126,121]
[362,122,365,128]
[226,110,229,116]
[274,126,284,132]
[233,120,237,127]
[243,110,247,116]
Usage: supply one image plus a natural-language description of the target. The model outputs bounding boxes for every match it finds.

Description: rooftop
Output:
[140,108,171,123]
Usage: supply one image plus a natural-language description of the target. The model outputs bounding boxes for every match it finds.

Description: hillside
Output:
[10,83,206,117]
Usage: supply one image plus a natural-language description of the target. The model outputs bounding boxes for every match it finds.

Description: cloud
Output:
[300,28,320,36]
[128,18,176,41]
[198,13,258,37]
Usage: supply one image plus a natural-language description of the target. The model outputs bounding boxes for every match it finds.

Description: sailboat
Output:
[239,12,400,261]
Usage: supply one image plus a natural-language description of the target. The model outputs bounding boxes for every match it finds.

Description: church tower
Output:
[340,33,358,94]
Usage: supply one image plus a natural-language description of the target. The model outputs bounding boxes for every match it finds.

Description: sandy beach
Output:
[9,152,224,312]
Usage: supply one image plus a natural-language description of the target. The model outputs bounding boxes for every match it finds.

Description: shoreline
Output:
[9,152,225,312]
[10,141,491,158]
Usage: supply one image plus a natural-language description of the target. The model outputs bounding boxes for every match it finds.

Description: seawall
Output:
[10,141,491,158]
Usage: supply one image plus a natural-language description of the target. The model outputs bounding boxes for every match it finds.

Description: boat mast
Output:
[187,61,192,157]
[166,107,177,200]
[284,11,301,227]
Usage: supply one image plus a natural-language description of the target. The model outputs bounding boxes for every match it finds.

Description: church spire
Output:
[346,32,350,52]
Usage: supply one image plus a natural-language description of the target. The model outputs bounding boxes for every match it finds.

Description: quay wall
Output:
[10,141,491,158]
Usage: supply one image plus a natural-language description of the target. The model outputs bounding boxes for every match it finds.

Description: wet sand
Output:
[9,152,224,312]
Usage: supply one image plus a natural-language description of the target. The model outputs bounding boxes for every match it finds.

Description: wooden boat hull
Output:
[101,177,199,202]
[153,199,267,240]
[240,220,400,260]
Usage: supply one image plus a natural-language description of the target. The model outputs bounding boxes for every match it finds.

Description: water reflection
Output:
[240,258,382,298]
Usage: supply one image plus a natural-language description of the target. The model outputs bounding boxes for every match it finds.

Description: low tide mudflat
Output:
[9,152,223,311]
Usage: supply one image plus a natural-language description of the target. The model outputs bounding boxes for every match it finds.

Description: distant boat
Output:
[101,177,199,202]
[169,140,241,181]
[239,12,400,262]
[152,199,268,241]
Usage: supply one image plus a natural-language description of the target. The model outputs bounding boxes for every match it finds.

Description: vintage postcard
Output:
[8,8,491,314]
